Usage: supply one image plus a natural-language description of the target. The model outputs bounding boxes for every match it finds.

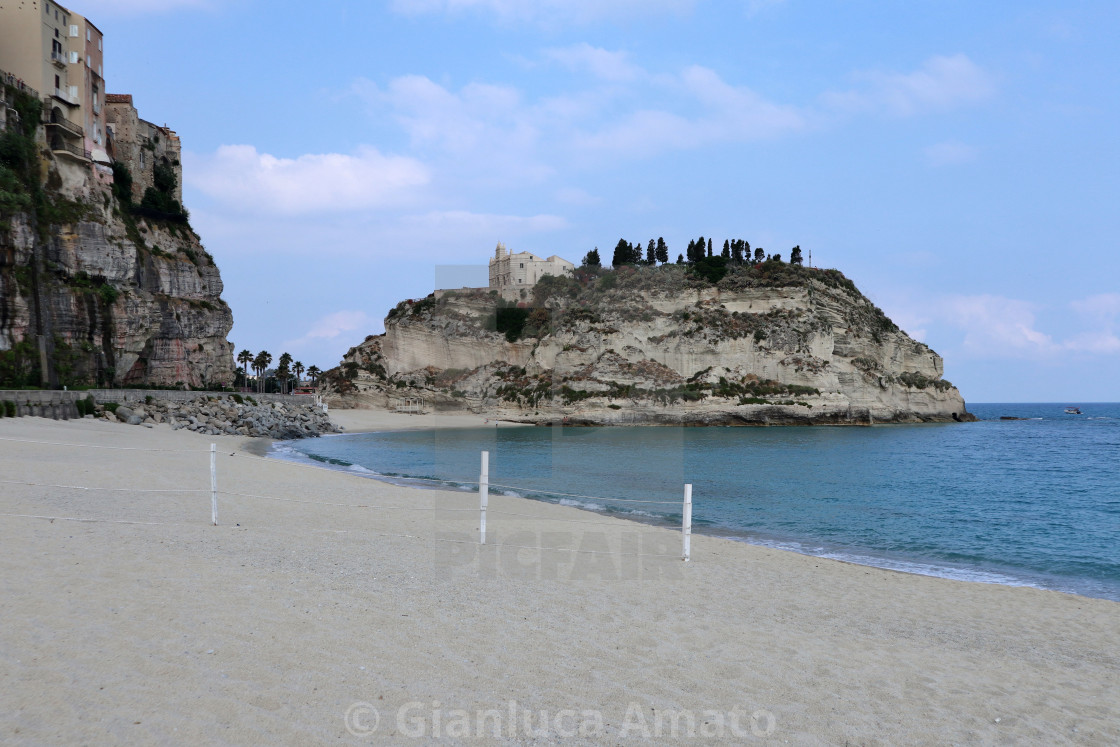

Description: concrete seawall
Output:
[0,390,314,420]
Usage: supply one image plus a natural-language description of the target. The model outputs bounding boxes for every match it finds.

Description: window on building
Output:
[98,39,102,51]
[519,263,524,268]
[87,55,91,67]
[87,29,91,41]
[54,74,60,90]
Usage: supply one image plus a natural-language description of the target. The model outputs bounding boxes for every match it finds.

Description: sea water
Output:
[279,403,1120,601]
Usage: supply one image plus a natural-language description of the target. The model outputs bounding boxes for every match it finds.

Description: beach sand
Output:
[1,415,1117,744]
[328,407,529,434]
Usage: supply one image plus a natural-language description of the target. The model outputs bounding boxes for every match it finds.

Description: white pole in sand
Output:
[682,484,692,562]
[479,451,489,544]
[210,443,218,526]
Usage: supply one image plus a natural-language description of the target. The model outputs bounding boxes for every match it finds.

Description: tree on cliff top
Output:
[612,238,642,266]
[582,247,601,267]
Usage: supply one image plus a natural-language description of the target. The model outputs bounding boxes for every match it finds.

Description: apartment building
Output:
[67,11,107,163]
[0,0,89,161]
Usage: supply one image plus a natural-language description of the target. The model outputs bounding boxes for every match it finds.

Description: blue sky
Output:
[82,0,1119,401]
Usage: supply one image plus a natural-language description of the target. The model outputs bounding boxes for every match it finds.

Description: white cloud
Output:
[283,311,375,350]
[823,54,996,117]
[942,295,1055,356]
[389,0,695,24]
[185,145,429,214]
[352,76,551,184]
[924,141,979,167]
[1063,332,1120,354]
[1071,293,1120,322]
[934,293,1120,359]
[575,65,804,155]
[352,53,991,170]
[1067,294,1120,354]
[399,210,567,238]
[543,44,642,82]
[362,75,530,154]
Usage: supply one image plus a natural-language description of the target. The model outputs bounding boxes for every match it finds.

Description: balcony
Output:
[46,116,83,139]
[51,49,68,68]
[51,139,91,161]
[51,87,78,106]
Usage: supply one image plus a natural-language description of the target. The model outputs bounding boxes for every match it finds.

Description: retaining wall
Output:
[0,390,83,420]
[0,389,314,419]
[86,390,310,406]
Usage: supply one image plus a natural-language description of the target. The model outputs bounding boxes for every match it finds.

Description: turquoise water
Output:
[280,403,1120,601]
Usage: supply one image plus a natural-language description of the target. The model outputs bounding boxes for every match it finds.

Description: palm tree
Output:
[253,350,272,394]
[307,365,321,387]
[293,361,304,389]
[237,349,253,390]
[271,353,288,394]
[277,352,293,394]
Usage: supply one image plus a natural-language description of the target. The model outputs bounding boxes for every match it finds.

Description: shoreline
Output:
[2,415,1118,743]
[278,420,1119,603]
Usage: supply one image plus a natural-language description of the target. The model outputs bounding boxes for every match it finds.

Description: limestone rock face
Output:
[0,162,233,388]
[324,265,972,425]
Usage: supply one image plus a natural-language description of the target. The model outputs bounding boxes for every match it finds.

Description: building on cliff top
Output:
[0,1,109,167]
[103,93,183,204]
[488,243,575,296]
[1,1,182,197]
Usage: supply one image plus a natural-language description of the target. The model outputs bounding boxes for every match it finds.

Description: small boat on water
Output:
[1064,407,1082,415]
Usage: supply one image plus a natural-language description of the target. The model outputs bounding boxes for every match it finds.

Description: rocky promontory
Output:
[323,259,973,426]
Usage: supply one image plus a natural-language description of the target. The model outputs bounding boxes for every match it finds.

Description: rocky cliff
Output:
[323,260,972,425]
[0,84,233,388]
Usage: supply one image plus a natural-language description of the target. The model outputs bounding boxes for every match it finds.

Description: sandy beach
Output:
[1,414,1118,744]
